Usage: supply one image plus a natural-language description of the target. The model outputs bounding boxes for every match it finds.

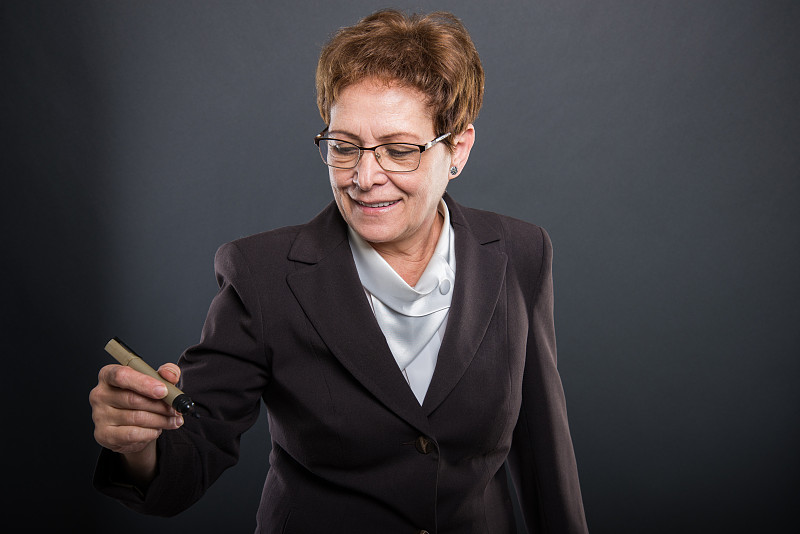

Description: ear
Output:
[449,124,476,179]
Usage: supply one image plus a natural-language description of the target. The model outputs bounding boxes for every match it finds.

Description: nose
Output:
[353,150,388,190]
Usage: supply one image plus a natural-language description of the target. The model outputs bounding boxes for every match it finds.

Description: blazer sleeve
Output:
[506,227,589,533]
[94,241,270,516]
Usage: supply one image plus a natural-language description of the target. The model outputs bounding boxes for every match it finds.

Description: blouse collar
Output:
[348,198,456,317]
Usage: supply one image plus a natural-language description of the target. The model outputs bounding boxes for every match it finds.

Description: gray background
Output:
[3,1,798,532]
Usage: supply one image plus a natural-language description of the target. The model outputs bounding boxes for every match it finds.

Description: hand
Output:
[90,362,185,482]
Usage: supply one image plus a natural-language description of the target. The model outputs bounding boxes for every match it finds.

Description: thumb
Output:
[157,363,181,385]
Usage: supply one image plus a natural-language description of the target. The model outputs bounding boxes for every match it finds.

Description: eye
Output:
[330,142,359,156]
[384,145,418,160]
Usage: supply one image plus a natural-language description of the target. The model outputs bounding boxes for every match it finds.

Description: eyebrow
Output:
[326,130,422,144]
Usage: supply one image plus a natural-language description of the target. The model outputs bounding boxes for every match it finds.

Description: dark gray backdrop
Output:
[3,1,798,532]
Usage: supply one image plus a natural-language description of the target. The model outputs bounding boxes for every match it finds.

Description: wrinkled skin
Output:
[89,362,184,484]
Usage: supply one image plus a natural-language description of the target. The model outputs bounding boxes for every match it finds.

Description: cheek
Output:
[428,151,453,184]
[405,154,451,196]
[329,169,351,191]
[420,161,451,197]
[328,173,347,212]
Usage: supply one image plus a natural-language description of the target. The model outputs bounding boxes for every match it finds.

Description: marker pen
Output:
[104,337,195,414]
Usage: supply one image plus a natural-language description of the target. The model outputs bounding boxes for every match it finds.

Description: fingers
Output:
[92,365,177,415]
[90,391,185,453]
[90,363,186,454]
[93,399,184,429]
[90,382,184,430]
[157,362,181,385]
[98,364,169,401]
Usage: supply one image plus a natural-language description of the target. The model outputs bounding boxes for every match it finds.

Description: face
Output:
[327,79,461,253]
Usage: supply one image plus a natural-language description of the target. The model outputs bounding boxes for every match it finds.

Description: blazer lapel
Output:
[285,198,507,428]
[422,196,508,415]
[285,203,432,434]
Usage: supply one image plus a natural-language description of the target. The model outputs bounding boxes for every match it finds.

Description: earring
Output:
[449,165,458,176]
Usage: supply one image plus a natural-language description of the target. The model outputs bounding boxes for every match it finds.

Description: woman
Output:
[91,9,588,533]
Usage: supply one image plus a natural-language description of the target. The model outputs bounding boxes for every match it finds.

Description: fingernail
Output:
[161,367,178,380]
[174,416,184,427]
[154,384,168,398]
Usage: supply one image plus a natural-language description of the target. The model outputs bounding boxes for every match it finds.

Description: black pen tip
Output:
[172,394,195,415]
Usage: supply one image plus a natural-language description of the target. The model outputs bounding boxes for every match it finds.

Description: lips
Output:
[355,199,399,208]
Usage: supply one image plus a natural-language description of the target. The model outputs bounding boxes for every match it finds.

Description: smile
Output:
[355,200,399,208]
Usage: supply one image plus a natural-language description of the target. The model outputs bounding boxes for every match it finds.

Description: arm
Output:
[93,241,270,515]
[506,227,588,533]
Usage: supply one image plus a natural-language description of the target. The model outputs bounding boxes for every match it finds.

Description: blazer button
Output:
[415,435,434,454]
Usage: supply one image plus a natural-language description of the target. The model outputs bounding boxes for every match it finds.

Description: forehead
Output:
[329,79,434,138]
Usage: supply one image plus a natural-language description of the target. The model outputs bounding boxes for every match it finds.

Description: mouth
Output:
[354,199,399,208]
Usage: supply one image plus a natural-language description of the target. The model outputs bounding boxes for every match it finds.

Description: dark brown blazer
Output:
[95,194,588,533]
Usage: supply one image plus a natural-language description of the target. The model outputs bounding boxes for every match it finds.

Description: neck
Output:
[370,210,444,287]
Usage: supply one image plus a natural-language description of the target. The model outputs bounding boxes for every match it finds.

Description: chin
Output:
[352,227,398,245]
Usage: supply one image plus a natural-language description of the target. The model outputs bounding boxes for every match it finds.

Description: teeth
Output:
[358,200,395,208]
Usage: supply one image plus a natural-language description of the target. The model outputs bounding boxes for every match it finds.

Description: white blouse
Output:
[348,199,456,404]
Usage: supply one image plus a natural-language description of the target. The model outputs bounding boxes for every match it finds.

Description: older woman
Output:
[91,9,588,533]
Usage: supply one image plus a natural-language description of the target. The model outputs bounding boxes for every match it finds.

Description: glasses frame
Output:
[314,131,452,173]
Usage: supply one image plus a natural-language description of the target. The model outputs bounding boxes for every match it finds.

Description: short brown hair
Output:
[316,9,484,147]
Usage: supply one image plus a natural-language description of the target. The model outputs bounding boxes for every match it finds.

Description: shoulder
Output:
[450,199,551,257]
[223,224,304,257]
[214,201,344,273]
[214,224,302,274]
[449,199,553,297]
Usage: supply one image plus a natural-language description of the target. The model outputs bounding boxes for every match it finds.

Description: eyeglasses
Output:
[314,131,451,173]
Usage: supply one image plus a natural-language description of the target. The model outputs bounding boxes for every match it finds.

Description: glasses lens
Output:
[319,139,360,169]
[375,144,422,172]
